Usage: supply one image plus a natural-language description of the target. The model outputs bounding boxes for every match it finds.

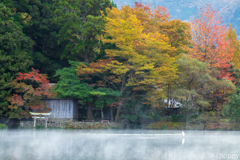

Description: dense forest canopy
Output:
[113,0,240,40]
[0,0,240,128]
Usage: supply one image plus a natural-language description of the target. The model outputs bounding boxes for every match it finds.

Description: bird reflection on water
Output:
[182,138,185,145]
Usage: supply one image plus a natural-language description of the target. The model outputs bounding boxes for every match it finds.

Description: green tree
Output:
[0,3,34,117]
[54,61,120,120]
[90,87,120,120]
[53,0,113,119]
[223,89,240,127]
[111,0,117,8]
[173,54,235,128]
[191,112,219,130]
[53,0,112,63]
[54,61,94,120]
[8,0,71,82]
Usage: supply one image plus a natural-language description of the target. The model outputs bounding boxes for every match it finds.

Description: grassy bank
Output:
[145,121,240,130]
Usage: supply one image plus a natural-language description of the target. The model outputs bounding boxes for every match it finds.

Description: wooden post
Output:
[33,116,36,129]
[45,116,48,129]
[33,129,36,139]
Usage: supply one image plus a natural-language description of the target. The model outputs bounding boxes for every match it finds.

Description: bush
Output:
[171,115,186,122]
[146,121,185,130]
[0,123,8,129]
[36,125,45,129]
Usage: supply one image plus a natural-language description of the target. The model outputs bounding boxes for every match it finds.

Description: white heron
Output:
[182,130,185,137]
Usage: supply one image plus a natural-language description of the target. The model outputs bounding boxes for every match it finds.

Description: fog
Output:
[0,130,240,160]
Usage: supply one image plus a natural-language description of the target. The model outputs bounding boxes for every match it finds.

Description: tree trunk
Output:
[169,107,173,116]
[111,107,113,122]
[115,74,126,123]
[115,97,123,123]
[167,84,170,115]
[86,101,94,120]
[84,47,94,121]
[115,106,121,123]
[101,108,104,120]
[203,123,206,130]
[185,112,190,129]
[185,108,192,129]
[84,46,89,63]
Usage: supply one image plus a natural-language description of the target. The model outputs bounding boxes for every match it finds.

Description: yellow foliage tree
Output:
[132,2,192,55]
[77,6,179,122]
[227,24,240,70]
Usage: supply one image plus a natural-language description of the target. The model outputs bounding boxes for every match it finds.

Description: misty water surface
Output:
[0,130,239,160]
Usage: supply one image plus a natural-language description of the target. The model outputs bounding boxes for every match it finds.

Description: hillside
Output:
[113,0,240,39]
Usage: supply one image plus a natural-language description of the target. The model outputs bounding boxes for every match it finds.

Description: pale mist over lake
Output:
[0,130,240,160]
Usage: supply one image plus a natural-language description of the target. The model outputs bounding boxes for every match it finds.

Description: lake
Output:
[0,130,239,160]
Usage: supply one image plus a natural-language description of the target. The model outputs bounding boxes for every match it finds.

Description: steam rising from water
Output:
[0,130,240,160]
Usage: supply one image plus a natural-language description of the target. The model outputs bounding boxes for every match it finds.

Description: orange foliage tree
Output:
[189,4,235,111]
[190,4,234,81]
[133,2,192,55]
[132,2,170,33]
[7,68,52,119]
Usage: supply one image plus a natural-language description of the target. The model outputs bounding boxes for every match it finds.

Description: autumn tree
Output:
[159,19,192,54]
[0,3,34,117]
[132,2,192,108]
[188,4,236,111]
[77,6,179,122]
[190,4,234,80]
[132,2,170,34]
[133,2,192,55]
[226,24,240,71]
[7,68,52,119]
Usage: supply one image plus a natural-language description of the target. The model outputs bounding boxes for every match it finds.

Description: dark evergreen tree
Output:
[53,0,113,119]
[2,0,70,82]
[111,0,117,8]
[53,0,112,63]
[13,0,70,82]
[0,3,34,116]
